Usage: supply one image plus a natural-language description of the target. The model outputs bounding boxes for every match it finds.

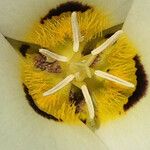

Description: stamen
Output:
[39,48,68,62]
[91,30,123,55]
[43,74,75,96]
[71,12,80,52]
[95,70,135,88]
[81,85,95,119]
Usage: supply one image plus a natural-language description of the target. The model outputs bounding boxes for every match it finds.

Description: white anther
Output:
[95,70,134,88]
[43,74,75,96]
[39,48,68,62]
[81,85,95,119]
[91,30,123,55]
[71,12,80,52]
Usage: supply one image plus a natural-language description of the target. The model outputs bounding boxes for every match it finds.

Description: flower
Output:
[0,0,149,150]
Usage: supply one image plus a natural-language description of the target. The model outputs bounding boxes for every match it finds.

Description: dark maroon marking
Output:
[23,84,60,121]
[81,119,86,124]
[34,54,62,73]
[34,54,47,70]
[106,69,110,72]
[69,87,84,113]
[19,44,30,57]
[40,1,91,24]
[45,61,61,73]
[124,55,148,110]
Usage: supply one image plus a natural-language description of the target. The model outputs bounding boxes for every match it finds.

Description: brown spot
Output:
[81,119,86,124]
[40,1,91,24]
[34,54,62,73]
[34,54,47,70]
[90,55,100,67]
[46,61,61,73]
[124,55,148,110]
[19,44,30,57]
[23,84,60,121]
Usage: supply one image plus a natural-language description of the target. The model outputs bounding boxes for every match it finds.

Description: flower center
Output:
[69,56,92,82]
[39,12,134,123]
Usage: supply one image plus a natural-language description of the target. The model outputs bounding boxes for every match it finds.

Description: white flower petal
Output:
[0,0,143,149]
[0,33,108,150]
[0,0,65,40]
[96,0,150,149]
[88,0,133,25]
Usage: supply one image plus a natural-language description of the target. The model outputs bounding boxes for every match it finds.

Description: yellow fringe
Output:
[26,9,110,51]
[21,9,137,125]
[91,35,137,123]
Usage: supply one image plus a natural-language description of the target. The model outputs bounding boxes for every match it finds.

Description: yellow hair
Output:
[22,9,137,126]
[90,35,137,123]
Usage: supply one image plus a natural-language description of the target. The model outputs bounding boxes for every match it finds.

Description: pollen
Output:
[21,2,139,128]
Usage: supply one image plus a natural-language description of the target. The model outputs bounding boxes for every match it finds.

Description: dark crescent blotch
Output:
[124,55,148,110]
[19,2,91,57]
[23,84,60,121]
[40,1,91,24]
